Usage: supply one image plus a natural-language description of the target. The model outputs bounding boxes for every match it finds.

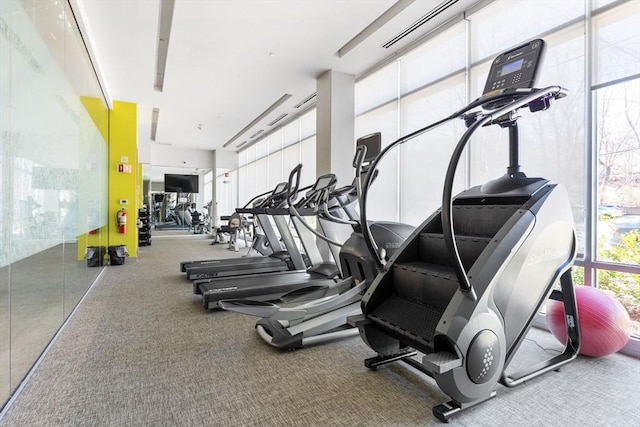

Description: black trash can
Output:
[108,245,128,265]
[86,246,106,267]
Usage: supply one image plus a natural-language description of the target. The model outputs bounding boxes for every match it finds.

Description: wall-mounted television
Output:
[164,174,199,193]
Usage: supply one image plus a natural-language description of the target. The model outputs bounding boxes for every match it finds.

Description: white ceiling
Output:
[74,0,478,181]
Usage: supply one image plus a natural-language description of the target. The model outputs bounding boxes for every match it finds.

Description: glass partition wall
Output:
[0,0,109,409]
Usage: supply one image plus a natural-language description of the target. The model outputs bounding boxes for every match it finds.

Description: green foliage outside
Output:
[599,228,640,292]
[598,229,640,326]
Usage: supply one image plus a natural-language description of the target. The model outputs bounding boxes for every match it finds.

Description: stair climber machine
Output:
[219,134,415,350]
[346,39,581,422]
[180,179,310,280]
[195,166,355,310]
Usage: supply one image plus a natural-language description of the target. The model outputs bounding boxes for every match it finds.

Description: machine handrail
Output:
[286,177,345,248]
[441,85,566,299]
[358,86,566,273]
[286,163,304,208]
[240,187,281,209]
[359,114,459,269]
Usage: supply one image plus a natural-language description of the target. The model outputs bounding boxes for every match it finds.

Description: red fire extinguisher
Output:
[117,208,127,234]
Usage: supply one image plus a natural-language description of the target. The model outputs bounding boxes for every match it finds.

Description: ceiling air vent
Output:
[249,129,264,139]
[268,113,288,127]
[382,0,458,49]
[223,93,292,147]
[294,92,316,108]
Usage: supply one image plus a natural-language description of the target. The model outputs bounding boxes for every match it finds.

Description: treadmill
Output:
[180,181,308,280]
[195,167,353,309]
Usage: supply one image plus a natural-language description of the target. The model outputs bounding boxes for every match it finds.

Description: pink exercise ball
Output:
[546,286,631,357]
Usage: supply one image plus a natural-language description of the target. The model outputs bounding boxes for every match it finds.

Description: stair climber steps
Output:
[419,233,492,270]
[393,262,460,310]
[369,294,445,351]
[452,204,520,238]
[368,261,460,351]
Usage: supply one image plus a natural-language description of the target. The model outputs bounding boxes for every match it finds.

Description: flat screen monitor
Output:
[164,174,199,193]
[356,132,381,162]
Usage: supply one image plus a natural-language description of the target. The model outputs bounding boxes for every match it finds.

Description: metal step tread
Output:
[392,261,460,309]
[418,233,492,268]
[393,261,456,278]
[368,294,445,351]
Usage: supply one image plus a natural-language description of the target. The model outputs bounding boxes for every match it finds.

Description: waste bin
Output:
[108,245,128,265]
[86,246,106,267]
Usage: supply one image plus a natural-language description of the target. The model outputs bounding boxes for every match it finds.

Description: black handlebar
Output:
[441,85,566,299]
[359,85,567,277]
[286,163,304,208]
[353,145,367,173]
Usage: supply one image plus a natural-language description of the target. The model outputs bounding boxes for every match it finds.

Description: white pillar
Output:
[316,70,355,186]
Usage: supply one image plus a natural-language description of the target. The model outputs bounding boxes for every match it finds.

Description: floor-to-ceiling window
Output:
[237,108,317,206]
[0,0,110,409]
[591,2,640,339]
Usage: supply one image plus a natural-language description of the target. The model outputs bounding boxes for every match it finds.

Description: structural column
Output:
[108,101,139,257]
[316,70,355,186]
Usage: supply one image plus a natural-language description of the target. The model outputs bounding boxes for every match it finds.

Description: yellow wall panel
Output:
[108,101,138,258]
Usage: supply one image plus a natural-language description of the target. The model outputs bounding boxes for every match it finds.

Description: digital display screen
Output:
[501,58,524,76]
[356,132,381,162]
[313,176,334,190]
[274,183,287,193]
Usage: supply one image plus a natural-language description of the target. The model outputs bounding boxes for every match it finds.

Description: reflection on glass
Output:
[0,0,108,408]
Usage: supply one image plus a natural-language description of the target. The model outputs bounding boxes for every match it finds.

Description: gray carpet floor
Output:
[1,235,639,426]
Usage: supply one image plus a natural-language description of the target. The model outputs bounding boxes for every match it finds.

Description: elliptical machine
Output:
[347,39,581,422]
[218,134,415,350]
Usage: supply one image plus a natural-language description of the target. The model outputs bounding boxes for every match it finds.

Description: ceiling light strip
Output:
[337,0,416,58]
[382,0,458,49]
[151,108,160,141]
[223,93,292,147]
[154,0,175,91]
